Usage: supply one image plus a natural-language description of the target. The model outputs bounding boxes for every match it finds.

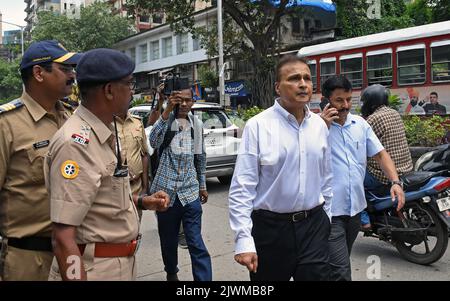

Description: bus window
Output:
[320,57,336,88]
[431,40,450,83]
[308,60,317,92]
[340,53,363,89]
[397,44,426,85]
[367,49,392,87]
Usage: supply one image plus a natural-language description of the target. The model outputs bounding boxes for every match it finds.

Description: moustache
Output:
[338,108,350,113]
[66,79,75,86]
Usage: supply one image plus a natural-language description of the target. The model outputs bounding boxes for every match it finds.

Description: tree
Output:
[406,0,432,26]
[0,58,22,103]
[126,0,303,108]
[334,0,413,38]
[32,2,135,52]
[428,0,450,22]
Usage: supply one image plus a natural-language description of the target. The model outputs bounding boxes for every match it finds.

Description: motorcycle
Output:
[414,144,450,173]
[363,171,450,265]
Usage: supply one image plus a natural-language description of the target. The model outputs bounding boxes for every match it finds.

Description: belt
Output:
[78,236,141,258]
[7,236,53,252]
[253,204,324,223]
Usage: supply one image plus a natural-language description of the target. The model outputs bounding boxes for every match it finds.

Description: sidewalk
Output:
[135,202,249,281]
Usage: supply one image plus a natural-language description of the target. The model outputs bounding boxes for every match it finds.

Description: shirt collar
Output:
[273,98,312,122]
[75,104,113,145]
[332,112,357,128]
[21,91,47,122]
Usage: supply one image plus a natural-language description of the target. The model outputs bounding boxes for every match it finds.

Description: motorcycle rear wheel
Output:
[395,204,448,265]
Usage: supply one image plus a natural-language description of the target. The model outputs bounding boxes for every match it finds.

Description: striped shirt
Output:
[367,106,413,184]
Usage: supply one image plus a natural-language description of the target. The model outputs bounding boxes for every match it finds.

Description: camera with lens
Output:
[162,73,190,96]
[160,73,190,117]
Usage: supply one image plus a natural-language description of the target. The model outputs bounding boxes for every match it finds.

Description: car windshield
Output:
[193,109,232,129]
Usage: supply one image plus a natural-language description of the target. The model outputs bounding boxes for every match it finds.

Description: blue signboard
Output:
[225,81,247,97]
[250,0,336,12]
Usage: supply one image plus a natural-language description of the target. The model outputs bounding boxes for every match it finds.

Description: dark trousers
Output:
[156,197,212,281]
[250,207,331,281]
[328,214,361,281]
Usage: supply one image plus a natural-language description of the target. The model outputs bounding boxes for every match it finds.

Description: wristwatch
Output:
[390,180,404,189]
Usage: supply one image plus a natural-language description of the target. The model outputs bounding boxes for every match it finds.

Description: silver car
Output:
[128,103,241,184]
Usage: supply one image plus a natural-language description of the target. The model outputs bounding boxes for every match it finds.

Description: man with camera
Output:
[149,81,212,281]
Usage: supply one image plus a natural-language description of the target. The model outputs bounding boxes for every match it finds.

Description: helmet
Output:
[360,84,389,118]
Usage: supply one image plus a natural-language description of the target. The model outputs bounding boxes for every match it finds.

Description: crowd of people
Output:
[0,39,438,281]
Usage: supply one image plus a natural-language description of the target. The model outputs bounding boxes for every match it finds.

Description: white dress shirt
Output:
[228,99,333,255]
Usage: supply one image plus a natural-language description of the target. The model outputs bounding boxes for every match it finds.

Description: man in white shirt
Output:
[228,55,333,281]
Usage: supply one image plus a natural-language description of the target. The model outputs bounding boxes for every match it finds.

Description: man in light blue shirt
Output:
[321,76,405,281]
[229,55,333,281]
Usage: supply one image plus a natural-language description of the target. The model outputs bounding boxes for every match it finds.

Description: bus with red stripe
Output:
[298,20,450,115]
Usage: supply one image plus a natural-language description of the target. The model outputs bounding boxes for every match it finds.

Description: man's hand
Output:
[200,189,208,204]
[143,191,170,211]
[320,103,339,129]
[234,252,258,273]
[161,91,182,120]
[390,184,405,211]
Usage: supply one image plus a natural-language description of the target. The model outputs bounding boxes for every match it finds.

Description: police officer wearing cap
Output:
[0,40,81,281]
[45,48,170,281]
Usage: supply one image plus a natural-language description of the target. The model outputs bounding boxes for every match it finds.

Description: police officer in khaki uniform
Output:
[45,48,169,281]
[0,40,81,281]
[116,112,149,219]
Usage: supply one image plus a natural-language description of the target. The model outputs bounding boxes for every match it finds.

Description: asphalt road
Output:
[136,178,450,281]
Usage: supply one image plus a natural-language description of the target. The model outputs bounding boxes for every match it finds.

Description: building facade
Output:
[114,4,336,105]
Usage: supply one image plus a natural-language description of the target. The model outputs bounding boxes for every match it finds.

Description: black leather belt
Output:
[7,236,53,252]
[253,204,324,223]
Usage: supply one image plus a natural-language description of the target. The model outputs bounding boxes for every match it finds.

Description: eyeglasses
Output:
[57,64,76,74]
[116,79,137,90]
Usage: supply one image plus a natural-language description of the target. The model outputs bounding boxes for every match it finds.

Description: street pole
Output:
[0,20,25,56]
[217,0,225,107]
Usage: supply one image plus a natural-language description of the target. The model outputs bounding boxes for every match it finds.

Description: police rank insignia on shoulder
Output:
[61,160,79,179]
[0,99,24,115]
[72,134,89,146]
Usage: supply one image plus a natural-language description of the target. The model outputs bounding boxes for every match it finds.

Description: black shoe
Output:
[166,273,179,281]
[178,233,188,249]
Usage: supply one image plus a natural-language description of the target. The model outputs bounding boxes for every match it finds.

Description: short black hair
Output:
[20,62,53,85]
[321,75,352,99]
[430,91,438,97]
[78,81,107,102]
[276,55,309,82]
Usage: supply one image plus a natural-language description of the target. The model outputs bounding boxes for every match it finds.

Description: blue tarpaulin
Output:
[250,0,336,12]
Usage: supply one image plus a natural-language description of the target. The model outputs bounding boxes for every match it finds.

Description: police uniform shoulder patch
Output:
[0,99,24,115]
[61,160,79,179]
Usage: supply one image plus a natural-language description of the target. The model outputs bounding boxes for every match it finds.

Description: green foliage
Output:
[428,0,450,22]
[388,93,402,112]
[197,65,218,88]
[406,0,432,25]
[334,0,414,38]
[0,58,22,103]
[130,98,148,107]
[32,2,134,52]
[403,115,447,147]
[238,106,265,122]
